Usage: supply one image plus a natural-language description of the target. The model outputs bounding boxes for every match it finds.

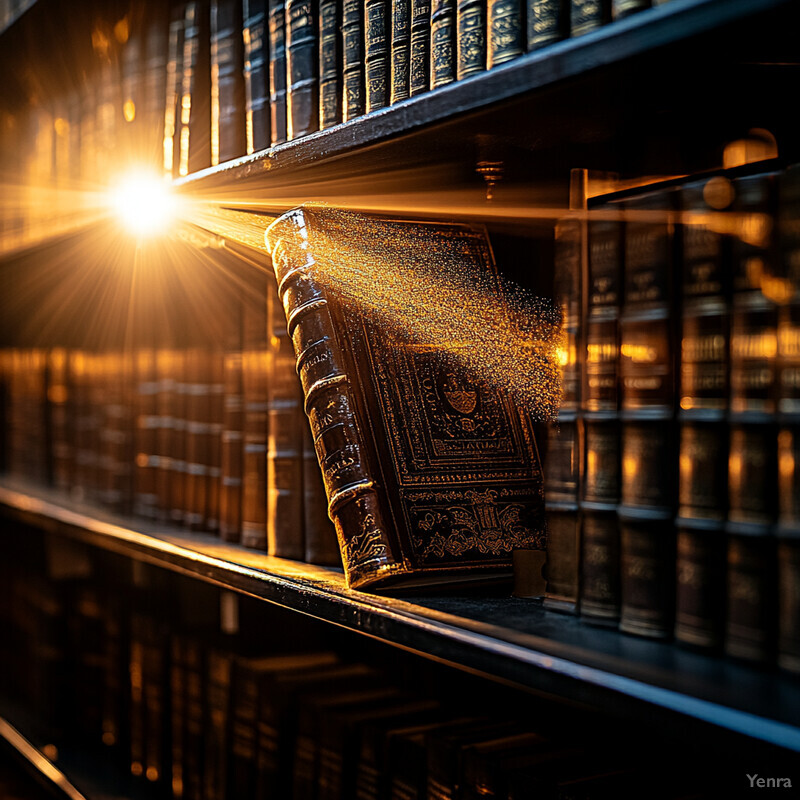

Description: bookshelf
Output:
[2,0,800,796]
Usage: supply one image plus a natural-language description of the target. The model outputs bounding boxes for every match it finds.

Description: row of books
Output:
[0,268,341,567]
[544,160,800,672]
[0,548,710,800]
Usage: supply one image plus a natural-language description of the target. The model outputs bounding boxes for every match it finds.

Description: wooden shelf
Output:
[2,478,799,759]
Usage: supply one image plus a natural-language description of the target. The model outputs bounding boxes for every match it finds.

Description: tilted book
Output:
[265,207,545,590]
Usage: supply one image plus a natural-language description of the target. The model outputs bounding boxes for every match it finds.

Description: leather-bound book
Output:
[268,0,289,143]
[47,348,71,494]
[342,0,365,119]
[456,0,485,80]
[365,0,390,111]
[242,274,269,550]
[210,0,246,164]
[163,5,186,177]
[319,0,342,127]
[243,0,270,153]
[675,175,730,650]
[527,0,567,51]
[206,350,225,535]
[184,348,211,531]
[408,0,431,94]
[134,349,159,521]
[618,187,677,639]
[303,421,342,565]
[580,202,622,626]
[612,0,649,19]
[170,351,189,526]
[220,311,244,543]
[180,1,212,175]
[267,272,305,559]
[265,207,545,590]
[286,0,319,138]
[155,349,176,521]
[570,0,607,36]
[390,0,411,102]
[431,0,456,88]
[486,0,522,68]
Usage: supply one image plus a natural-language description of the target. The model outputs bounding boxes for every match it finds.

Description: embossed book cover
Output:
[265,206,545,590]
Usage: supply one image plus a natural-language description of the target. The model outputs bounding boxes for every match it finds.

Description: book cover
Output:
[456,0,485,80]
[286,0,319,138]
[342,0,365,119]
[319,0,342,127]
[268,0,289,143]
[527,0,566,51]
[431,0,456,88]
[570,0,606,36]
[265,207,545,591]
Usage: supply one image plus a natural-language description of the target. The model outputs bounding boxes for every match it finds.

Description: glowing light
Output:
[109,172,177,238]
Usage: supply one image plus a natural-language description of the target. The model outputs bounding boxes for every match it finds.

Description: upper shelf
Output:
[176,0,800,220]
[2,478,799,759]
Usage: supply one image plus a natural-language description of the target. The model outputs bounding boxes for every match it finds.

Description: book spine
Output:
[304,423,342,565]
[618,189,677,639]
[242,276,269,551]
[268,0,289,143]
[47,348,71,493]
[527,0,566,51]
[184,348,211,531]
[207,350,225,534]
[430,0,456,89]
[319,0,342,127]
[164,10,185,177]
[408,0,431,94]
[778,530,800,673]
[675,176,730,650]
[205,650,232,800]
[134,350,159,521]
[455,0,485,80]
[183,638,206,800]
[170,635,186,798]
[570,0,606,36]
[342,0,366,119]
[171,353,189,526]
[286,0,319,138]
[220,337,244,543]
[211,0,246,164]
[365,0,389,111]
[487,0,522,68]
[180,1,212,176]
[266,209,402,589]
[143,10,168,159]
[156,349,175,521]
[545,217,582,614]
[390,0,411,102]
[725,171,779,664]
[229,661,261,798]
[267,272,306,559]
[612,0,649,19]
[244,0,270,154]
[129,614,146,781]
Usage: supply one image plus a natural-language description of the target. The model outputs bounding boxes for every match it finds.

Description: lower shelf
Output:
[1,477,799,756]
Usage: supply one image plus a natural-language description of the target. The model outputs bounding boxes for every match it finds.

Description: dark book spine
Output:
[619,189,677,639]
[365,0,389,111]
[675,177,730,649]
[170,353,189,525]
[778,531,800,674]
[612,0,649,19]
[527,0,566,51]
[243,0,270,154]
[545,217,582,614]
[408,0,431,94]
[207,351,225,534]
[268,0,289,143]
[229,661,262,798]
[242,277,269,551]
[163,9,186,177]
[47,348,71,493]
[486,0,522,68]
[220,347,244,543]
[183,638,206,800]
[170,635,187,798]
[156,350,175,521]
[430,0,456,89]
[580,509,620,623]
[267,272,305,559]
[184,349,211,531]
[205,650,232,800]
[455,0,485,80]
[134,350,159,521]
[286,0,319,138]
[129,614,146,782]
[180,1,212,175]
[319,0,342,127]
[342,0,366,119]
[266,209,401,588]
[211,0,246,164]
[143,10,168,160]
[570,0,606,36]
[390,0,411,102]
